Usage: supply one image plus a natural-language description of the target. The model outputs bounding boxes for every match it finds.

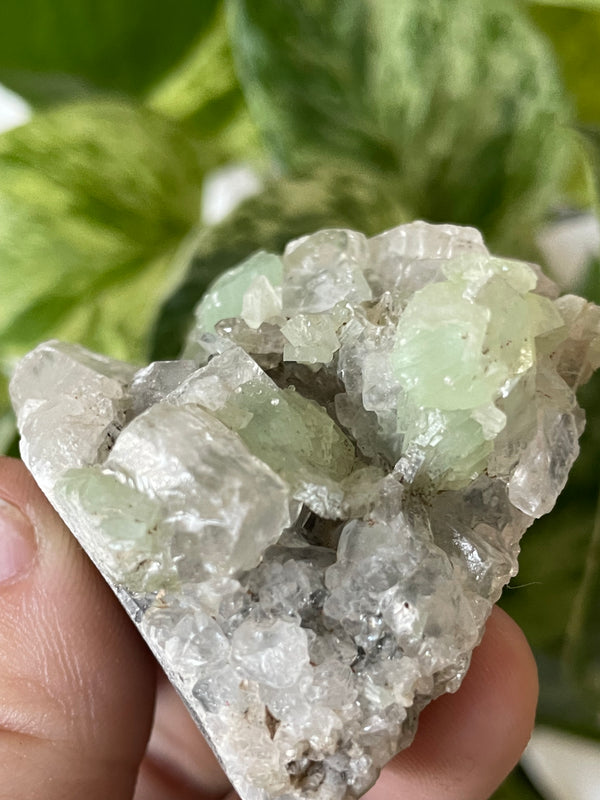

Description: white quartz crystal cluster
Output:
[10,222,600,800]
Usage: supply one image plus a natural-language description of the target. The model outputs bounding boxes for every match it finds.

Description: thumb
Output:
[0,457,156,800]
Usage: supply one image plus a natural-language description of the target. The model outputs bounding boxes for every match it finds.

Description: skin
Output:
[0,456,538,800]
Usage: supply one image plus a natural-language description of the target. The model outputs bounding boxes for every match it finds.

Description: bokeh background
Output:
[0,2,600,797]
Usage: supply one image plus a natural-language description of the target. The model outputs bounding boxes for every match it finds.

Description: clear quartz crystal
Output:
[10,221,600,800]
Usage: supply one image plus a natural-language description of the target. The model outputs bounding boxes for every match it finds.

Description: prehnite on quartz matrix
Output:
[10,222,600,800]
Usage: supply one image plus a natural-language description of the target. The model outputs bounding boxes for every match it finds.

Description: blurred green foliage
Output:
[492,765,545,799]
[0,0,220,103]
[230,0,573,252]
[530,5,600,125]
[532,0,600,10]
[1,1,600,797]
[0,101,205,365]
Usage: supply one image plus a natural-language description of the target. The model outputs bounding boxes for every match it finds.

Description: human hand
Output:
[0,456,538,800]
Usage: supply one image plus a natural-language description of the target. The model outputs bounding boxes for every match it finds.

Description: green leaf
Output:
[533,650,600,738]
[530,0,600,9]
[0,412,17,456]
[528,4,600,126]
[492,765,546,800]
[563,489,600,705]
[146,5,261,166]
[0,100,205,369]
[0,0,220,105]
[0,375,17,455]
[576,256,600,305]
[228,1,384,169]
[151,166,408,361]
[228,0,573,248]
[581,127,600,210]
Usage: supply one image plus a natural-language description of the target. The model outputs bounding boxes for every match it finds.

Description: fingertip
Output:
[367,606,538,800]
[0,456,156,799]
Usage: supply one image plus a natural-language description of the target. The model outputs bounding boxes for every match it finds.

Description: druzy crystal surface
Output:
[10,221,600,800]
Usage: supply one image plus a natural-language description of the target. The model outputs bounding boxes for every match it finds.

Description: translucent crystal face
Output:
[10,221,600,800]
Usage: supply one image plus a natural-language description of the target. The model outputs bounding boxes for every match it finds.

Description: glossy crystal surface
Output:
[10,221,600,800]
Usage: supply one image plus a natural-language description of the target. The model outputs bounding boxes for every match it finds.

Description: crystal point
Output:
[10,220,600,800]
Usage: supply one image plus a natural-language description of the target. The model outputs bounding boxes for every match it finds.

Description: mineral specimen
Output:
[10,221,600,800]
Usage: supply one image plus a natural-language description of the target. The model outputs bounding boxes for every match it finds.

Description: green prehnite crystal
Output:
[220,381,355,479]
[57,467,170,591]
[169,346,357,517]
[59,398,291,585]
[62,468,161,547]
[10,221,600,800]
[195,250,283,333]
[241,275,283,330]
[391,255,566,488]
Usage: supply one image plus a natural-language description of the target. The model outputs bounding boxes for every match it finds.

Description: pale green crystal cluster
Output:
[10,221,600,800]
